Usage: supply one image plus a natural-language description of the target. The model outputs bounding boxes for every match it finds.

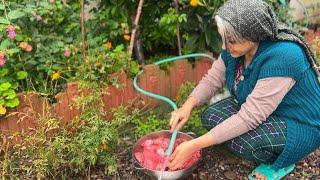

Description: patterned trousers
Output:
[201,97,287,164]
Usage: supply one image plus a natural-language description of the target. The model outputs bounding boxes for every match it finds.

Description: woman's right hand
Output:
[169,106,192,132]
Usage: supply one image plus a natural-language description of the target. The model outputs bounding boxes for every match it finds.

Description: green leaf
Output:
[52,64,61,70]
[26,60,38,66]
[65,37,73,43]
[3,89,16,99]
[0,77,13,84]
[0,4,5,10]
[0,82,11,92]
[0,39,14,49]
[130,61,140,75]
[0,99,5,106]
[0,68,9,78]
[205,29,211,45]
[15,34,23,41]
[0,17,10,25]
[56,41,64,47]
[16,71,27,80]
[8,10,25,20]
[5,97,19,108]
[7,48,20,55]
[184,35,199,50]
[10,82,18,89]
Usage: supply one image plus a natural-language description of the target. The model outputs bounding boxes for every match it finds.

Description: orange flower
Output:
[19,42,32,52]
[175,94,180,101]
[123,34,131,41]
[105,41,112,49]
[7,25,15,31]
[0,59,5,67]
[19,42,28,50]
[190,0,199,7]
[12,131,20,138]
[25,44,33,52]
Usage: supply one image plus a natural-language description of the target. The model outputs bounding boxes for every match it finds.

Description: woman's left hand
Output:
[167,140,198,170]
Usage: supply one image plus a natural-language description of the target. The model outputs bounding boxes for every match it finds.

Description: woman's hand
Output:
[169,97,197,132]
[169,107,191,132]
[168,132,217,170]
[167,140,198,170]
[170,96,197,132]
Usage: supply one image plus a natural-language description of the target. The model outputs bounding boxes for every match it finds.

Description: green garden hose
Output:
[133,53,216,163]
[133,53,215,111]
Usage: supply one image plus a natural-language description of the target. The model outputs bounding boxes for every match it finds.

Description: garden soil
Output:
[89,138,319,180]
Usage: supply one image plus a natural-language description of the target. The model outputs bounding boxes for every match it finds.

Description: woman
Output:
[167,0,320,179]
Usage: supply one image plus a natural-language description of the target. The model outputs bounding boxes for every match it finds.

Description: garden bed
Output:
[111,141,320,179]
[65,101,319,179]
[1,81,319,179]
[73,124,320,180]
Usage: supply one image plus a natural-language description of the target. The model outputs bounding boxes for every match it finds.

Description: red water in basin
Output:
[134,136,200,171]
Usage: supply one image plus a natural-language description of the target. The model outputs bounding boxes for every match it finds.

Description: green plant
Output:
[75,44,140,83]
[58,81,134,175]
[175,81,207,135]
[0,0,142,103]
[132,81,209,138]
[0,112,65,179]
[132,111,168,138]
[181,0,225,55]
[0,0,81,101]
[0,68,27,116]
[0,82,141,178]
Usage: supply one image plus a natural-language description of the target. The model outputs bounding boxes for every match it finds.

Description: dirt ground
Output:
[98,142,319,180]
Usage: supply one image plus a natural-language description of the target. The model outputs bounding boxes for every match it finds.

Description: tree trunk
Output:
[174,0,182,55]
[131,10,145,65]
[128,0,144,70]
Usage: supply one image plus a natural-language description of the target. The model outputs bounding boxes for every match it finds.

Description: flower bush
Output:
[0,0,140,114]
[0,0,81,110]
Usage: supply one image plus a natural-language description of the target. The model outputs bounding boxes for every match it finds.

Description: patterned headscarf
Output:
[216,0,320,82]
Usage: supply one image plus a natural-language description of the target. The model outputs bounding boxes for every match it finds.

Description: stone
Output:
[309,162,316,167]
[224,170,237,180]
[225,157,238,165]
[199,171,207,180]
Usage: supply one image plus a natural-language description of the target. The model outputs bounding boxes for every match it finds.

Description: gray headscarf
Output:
[216,0,320,82]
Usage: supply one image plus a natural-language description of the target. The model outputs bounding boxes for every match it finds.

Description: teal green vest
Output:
[221,40,320,170]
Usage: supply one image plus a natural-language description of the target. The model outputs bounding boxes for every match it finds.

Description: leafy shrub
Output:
[0,0,141,109]
[0,0,82,109]
[0,81,139,178]
[75,44,139,83]
[0,68,26,116]
[132,110,168,138]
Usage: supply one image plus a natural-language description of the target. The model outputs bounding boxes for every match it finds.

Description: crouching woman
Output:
[168,0,320,179]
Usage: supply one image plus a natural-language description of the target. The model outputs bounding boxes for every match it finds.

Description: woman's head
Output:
[215,15,257,58]
[216,0,320,81]
[216,0,278,43]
